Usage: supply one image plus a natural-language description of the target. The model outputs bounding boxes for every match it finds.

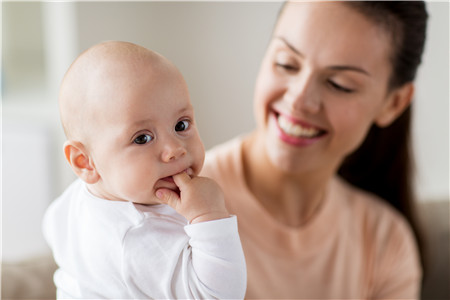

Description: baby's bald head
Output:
[58,41,179,145]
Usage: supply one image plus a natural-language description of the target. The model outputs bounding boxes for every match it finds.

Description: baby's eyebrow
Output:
[126,105,194,132]
[131,118,153,127]
[176,105,194,115]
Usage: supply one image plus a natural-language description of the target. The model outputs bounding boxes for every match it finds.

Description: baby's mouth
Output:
[160,176,175,183]
[277,114,326,138]
[158,177,180,196]
[158,168,193,195]
[161,167,193,182]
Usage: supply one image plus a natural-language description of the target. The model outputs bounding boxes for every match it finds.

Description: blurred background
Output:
[1,1,449,265]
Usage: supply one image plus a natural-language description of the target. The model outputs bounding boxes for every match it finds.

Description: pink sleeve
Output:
[370,217,422,299]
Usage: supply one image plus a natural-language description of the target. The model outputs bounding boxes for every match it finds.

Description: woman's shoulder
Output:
[334,176,413,238]
[202,135,246,178]
[333,178,421,296]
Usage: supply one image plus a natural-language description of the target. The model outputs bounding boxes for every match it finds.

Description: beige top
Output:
[202,136,421,299]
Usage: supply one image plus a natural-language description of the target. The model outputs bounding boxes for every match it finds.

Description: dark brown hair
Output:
[336,1,428,274]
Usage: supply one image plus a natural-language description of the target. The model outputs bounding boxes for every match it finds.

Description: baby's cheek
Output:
[118,171,148,200]
[190,135,206,174]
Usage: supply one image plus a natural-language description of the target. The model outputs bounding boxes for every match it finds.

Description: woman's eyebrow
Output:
[275,36,371,77]
[328,65,370,76]
[275,36,304,57]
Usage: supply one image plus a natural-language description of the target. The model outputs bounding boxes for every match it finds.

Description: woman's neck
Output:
[242,132,334,228]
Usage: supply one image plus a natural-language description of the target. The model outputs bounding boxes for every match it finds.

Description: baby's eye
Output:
[133,134,153,145]
[175,120,190,132]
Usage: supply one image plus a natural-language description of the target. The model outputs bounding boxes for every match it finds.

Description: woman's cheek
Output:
[253,83,269,127]
[332,111,373,156]
[254,76,282,126]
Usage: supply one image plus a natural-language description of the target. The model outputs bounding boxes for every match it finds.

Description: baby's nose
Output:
[161,140,187,162]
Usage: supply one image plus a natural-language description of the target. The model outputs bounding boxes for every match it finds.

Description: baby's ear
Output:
[375,83,414,127]
[63,141,100,184]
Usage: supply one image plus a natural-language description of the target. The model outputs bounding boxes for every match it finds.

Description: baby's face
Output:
[85,59,205,205]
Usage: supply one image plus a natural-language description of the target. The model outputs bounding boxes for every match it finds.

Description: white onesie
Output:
[43,179,247,299]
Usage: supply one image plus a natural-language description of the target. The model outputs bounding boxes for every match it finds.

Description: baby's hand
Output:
[155,172,229,224]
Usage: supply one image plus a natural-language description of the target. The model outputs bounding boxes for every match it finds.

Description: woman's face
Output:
[254,2,395,174]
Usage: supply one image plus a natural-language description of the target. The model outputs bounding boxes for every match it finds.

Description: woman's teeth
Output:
[278,115,321,138]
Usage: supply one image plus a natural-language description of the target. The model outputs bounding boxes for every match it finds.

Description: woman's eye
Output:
[175,120,190,132]
[328,80,354,93]
[133,134,153,145]
[275,63,298,72]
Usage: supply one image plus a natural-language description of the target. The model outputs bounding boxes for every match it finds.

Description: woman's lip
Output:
[271,112,327,146]
[275,111,325,131]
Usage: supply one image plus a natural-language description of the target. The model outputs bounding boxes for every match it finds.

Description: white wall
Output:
[413,1,449,201]
[2,1,448,261]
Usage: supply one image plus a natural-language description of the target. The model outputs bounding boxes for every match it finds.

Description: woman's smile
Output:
[271,111,327,147]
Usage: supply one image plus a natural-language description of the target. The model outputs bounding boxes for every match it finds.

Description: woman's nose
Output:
[285,75,321,114]
[161,137,187,163]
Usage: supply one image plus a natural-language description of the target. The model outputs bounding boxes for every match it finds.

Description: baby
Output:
[43,41,246,299]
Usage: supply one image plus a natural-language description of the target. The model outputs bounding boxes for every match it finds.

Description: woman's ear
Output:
[63,140,100,184]
[375,83,414,127]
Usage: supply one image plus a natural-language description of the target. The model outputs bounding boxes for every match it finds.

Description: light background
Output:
[2,1,449,261]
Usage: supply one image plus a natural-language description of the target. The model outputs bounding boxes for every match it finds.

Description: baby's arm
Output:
[154,172,247,299]
[155,172,229,224]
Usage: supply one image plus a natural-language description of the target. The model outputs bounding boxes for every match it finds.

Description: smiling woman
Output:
[201,1,430,298]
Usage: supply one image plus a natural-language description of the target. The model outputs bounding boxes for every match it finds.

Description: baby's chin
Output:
[132,195,167,206]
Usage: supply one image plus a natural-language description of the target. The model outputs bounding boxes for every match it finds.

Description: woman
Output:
[201,1,427,299]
